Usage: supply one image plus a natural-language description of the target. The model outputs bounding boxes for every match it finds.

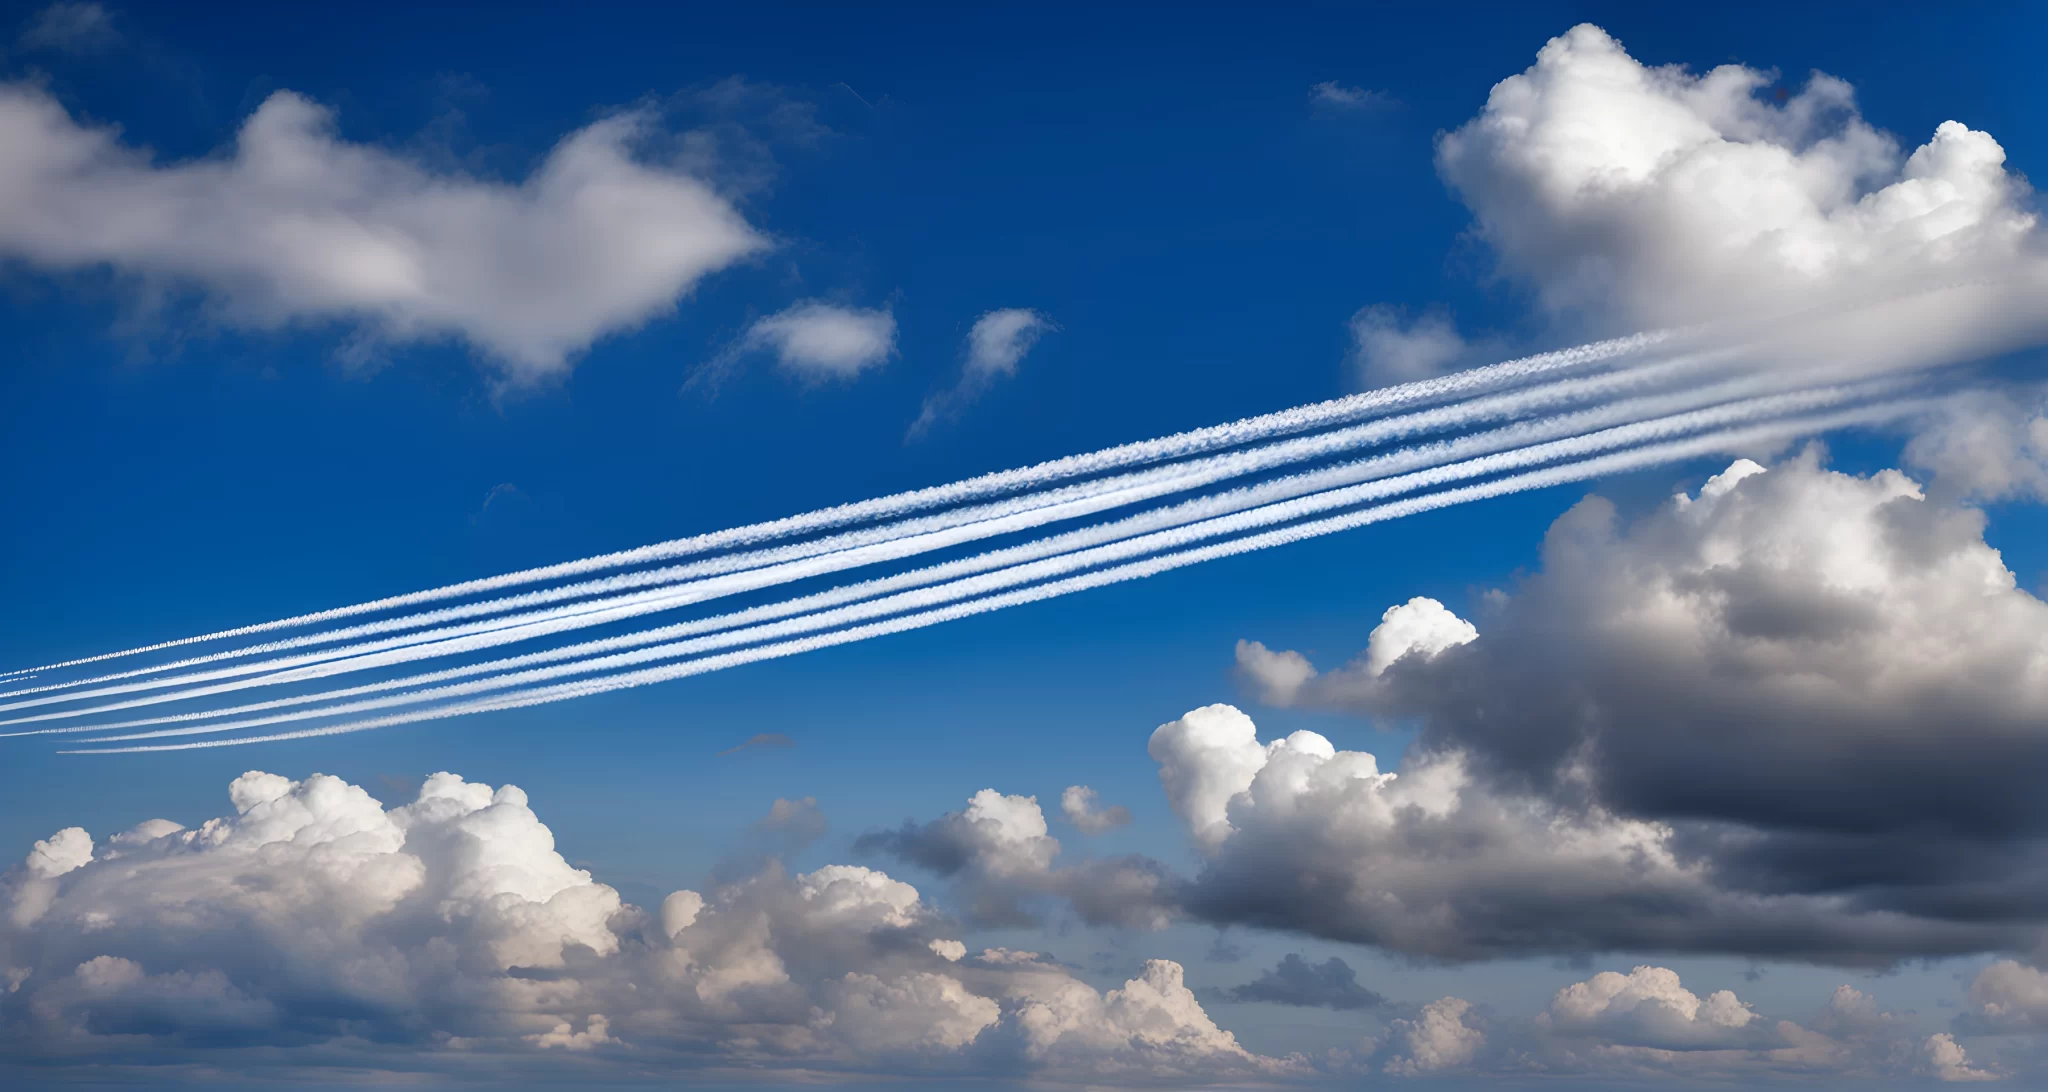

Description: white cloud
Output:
[1347,306,1468,388]
[1926,1033,2001,1082]
[0,84,766,383]
[1058,785,1131,835]
[741,301,897,379]
[1311,82,1397,111]
[910,308,1055,437]
[1436,24,2042,335]
[1965,960,2048,1033]
[1542,965,1766,1050]
[1384,996,1484,1074]
[1237,596,1474,718]
[0,769,1286,1082]
[690,301,896,390]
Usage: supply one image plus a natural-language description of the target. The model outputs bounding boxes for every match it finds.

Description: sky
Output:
[4,1,2048,1087]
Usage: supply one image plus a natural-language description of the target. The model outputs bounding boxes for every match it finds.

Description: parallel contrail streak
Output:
[66,387,1914,744]
[15,331,1676,675]
[67,400,1911,754]
[6,368,1870,727]
[3,338,1722,703]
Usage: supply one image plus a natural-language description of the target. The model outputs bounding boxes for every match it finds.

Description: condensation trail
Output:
[67,398,1914,754]
[7,366,1875,728]
[16,330,1677,675]
[4,337,1722,704]
[65,385,1917,745]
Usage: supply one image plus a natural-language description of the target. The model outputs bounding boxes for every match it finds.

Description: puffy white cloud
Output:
[1925,1032,2000,1082]
[1384,997,1484,1074]
[910,307,1055,437]
[1239,596,1477,708]
[0,770,1280,1083]
[1436,24,2041,334]
[1058,785,1131,835]
[0,85,767,383]
[1542,965,1767,1050]
[1347,306,1469,389]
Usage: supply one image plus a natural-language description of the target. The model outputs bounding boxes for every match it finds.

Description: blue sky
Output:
[5,1,2048,1087]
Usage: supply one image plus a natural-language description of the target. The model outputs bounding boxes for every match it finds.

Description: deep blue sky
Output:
[3,0,2045,1063]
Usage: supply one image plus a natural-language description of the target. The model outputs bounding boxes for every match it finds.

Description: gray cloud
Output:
[1217,454,2048,963]
[1211,954,1384,1010]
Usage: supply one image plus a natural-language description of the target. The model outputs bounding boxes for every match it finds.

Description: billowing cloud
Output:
[0,770,1297,1083]
[1384,997,1484,1074]
[0,85,767,383]
[1436,24,2041,334]
[910,308,1055,437]
[1424,24,2048,481]
[1225,454,2048,962]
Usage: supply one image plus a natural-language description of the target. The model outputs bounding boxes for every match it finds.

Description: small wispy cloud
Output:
[691,302,896,391]
[718,732,796,756]
[909,308,1055,439]
[1310,81,1397,110]
[20,1,119,54]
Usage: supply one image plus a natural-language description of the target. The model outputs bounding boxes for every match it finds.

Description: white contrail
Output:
[66,399,1915,754]
[13,331,1676,675]
[5,365,1871,727]
[67,386,1915,745]
[4,336,1721,704]
[9,338,1826,721]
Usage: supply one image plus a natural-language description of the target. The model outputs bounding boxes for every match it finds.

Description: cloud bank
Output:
[0,770,1294,1084]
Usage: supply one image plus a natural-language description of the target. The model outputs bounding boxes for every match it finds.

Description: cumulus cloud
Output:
[0,84,767,383]
[1541,965,1771,1051]
[0,769,1295,1083]
[1963,960,2048,1034]
[1437,24,2043,336]
[1211,954,1383,1011]
[856,789,1175,930]
[1384,997,1484,1074]
[1058,785,1131,835]
[909,308,1055,438]
[1224,454,2048,962]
